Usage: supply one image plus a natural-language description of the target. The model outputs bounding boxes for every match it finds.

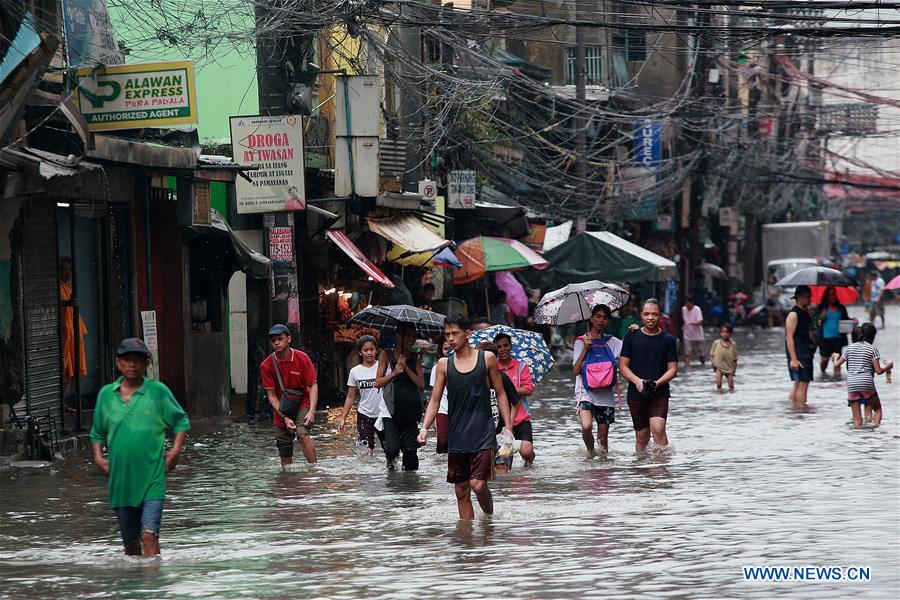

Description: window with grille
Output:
[614,31,647,62]
[565,46,603,84]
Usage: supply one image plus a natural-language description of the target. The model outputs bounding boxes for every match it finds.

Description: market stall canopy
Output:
[188,210,271,280]
[522,231,676,288]
[367,214,451,259]
[326,230,394,287]
[386,244,462,268]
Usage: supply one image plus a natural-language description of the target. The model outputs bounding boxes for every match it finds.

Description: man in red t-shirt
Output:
[260,324,318,465]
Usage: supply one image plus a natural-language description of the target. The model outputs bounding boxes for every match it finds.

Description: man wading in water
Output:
[619,299,678,452]
[260,324,318,465]
[419,314,513,519]
[90,338,190,556]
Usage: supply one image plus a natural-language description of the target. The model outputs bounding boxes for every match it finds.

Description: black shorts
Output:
[819,338,844,359]
[627,396,669,431]
[447,449,495,483]
[513,420,533,443]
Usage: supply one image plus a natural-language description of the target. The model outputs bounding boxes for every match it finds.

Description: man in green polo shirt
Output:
[90,338,190,556]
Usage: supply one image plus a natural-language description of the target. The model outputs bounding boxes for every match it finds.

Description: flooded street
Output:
[1,305,898,599]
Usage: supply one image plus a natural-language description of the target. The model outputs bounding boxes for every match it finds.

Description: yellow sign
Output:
[73,60,198,131]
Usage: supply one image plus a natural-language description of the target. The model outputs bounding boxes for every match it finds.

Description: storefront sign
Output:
[230,115,306,214]
[654,214,674,231]
[633,119,661,168]
[73,61,197,131]
[522,224,547,251]
[62,0,124,67]
[448,170,476,209]
[268,227,293,262]
[140,310,160,380]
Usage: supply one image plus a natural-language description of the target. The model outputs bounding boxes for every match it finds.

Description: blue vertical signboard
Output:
[633,119,661,168]
[628,119,660,220]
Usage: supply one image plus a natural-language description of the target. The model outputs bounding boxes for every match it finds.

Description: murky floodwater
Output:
[2,305,898,599]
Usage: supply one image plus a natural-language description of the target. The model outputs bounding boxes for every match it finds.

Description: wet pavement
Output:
[1,305,898,599]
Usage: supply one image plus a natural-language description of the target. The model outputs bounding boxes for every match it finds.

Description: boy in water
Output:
[833,324,892,428]
[709,324,738,392]
[419,314,513,519]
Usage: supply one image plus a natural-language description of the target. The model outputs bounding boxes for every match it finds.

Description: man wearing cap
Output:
[90,338,190,556]
[260,324,318,465]
[785,285,814,405]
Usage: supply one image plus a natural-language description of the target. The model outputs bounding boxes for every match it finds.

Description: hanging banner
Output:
[73,60,198,131]
[447,170,476,209]
[268,227,294,262]
[140,310,160,380]
[62,0,124,67]
[633,118,661,168]
[230,115,306,214]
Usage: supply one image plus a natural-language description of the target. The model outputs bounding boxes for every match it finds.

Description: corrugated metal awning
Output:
[366,214,451,254]
[0,147,102,179]
[326,230,394,287]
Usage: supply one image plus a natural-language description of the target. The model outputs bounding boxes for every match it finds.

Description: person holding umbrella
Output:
[375,323,426,471]
[814,287,850,379]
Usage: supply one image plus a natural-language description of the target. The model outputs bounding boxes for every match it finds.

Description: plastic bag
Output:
[496,429,515,458]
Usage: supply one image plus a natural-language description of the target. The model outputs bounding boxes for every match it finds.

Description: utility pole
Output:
[575,0,587,206]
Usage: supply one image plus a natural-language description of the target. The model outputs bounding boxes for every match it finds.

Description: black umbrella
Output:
[776,266,856,288]
[348,305,446,337]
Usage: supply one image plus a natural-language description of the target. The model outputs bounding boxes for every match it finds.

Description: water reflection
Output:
[0,306,897,598]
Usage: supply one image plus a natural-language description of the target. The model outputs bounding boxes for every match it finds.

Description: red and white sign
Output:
[268,227,293,262]
[419,179,437,201]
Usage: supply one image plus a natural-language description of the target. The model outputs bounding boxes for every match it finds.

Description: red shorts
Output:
[627,396,669,431]
[447,449,495,484]
[435,413,449,454]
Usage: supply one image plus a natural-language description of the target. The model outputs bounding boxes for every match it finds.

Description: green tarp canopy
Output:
[522,231,677,289]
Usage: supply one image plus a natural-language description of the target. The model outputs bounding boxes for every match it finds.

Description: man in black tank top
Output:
[785,285,814,405]
[419,314,513,520]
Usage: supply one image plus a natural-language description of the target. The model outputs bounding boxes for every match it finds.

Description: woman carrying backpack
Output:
[572,304,623,457]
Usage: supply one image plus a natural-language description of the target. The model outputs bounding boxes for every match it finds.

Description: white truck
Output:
[762,221,831,286]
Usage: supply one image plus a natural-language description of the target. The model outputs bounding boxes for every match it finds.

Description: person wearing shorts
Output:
[619,299,679,452]
[418,314,513,520]
[572,304,622,456]
[833,323,893,428]
[260,324,318,466]
[785,286,814,405]
[90,338,190,556]
[681,296,705,369]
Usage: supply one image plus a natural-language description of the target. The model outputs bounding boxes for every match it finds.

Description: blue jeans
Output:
[114,499,164,547]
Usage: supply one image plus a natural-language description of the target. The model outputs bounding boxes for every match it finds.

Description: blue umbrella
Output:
[469,325,554,383]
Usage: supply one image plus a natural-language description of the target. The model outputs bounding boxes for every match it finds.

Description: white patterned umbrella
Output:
[535,281,630,326]
[469,325,554,383]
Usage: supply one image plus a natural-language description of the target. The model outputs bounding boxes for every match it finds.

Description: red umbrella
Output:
[810,285,858,305]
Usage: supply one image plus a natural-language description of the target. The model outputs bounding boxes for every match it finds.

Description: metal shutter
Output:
[22,199,63,436]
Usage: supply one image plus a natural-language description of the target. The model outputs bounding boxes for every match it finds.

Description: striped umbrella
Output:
[452,236,548,285]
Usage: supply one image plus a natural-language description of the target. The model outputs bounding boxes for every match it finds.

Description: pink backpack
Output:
[581,336,617,390]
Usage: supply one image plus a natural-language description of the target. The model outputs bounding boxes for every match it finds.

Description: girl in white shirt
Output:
[339,336,383,455]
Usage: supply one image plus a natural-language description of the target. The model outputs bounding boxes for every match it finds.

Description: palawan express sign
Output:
[73,60,198,131]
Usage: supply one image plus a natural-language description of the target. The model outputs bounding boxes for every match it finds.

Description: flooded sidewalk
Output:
[1,306,898,599]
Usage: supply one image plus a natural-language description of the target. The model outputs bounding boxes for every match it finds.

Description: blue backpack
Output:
[581,336,617,390]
